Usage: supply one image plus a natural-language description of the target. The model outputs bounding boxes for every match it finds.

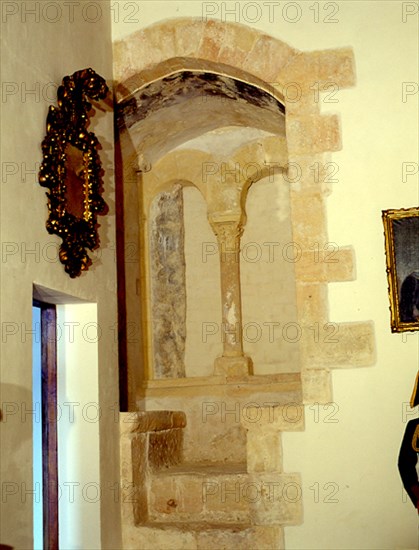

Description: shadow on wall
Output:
[1,383,32,550]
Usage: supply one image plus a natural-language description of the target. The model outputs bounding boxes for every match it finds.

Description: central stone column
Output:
[209,215,252,376]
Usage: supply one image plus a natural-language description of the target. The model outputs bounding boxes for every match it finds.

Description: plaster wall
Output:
[56,304,100,550]
[182,172,299,377]
[0,3,121,548]
[113,2,418,548]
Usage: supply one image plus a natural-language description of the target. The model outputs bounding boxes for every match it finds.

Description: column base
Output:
[213,355,253,376]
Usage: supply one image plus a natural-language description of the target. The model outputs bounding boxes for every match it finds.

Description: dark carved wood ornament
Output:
[39,68,109,278]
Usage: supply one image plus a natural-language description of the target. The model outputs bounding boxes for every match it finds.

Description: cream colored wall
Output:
[183,185,222,376]
[113,2,418,548]
[1,3,121,548]
[183,174,300,376]
[241,174,300,374]
[57,304,100,550]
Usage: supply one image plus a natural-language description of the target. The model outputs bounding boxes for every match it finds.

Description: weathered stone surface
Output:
[301,368,333,404]
[241,404,305,432]
[117,71,284,132]
[282,48,356,89]
[149,468,249,523]
[133,410,187,433]
[302,321,376,369]
[295,282,329,325]
[150,184,186,378]
[248,472,303,525]
[149,428,184,470]
[123,524,197,550]
[286,114,341,155]
[132,434,149,525]
[116,20,377,550]
[241,34,298,83]
[196,525,253,549]
[250,525,285,549]
[244,429,283,473]
[294,246,355,283]
[289,192,328,248]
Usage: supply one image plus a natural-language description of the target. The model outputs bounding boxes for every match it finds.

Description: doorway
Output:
[32,300,59,550]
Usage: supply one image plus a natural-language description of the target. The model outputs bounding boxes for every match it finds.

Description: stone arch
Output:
[113,18,298,98]
[115,16,374,408]
[116,18,377,550]
[140,138,289,380]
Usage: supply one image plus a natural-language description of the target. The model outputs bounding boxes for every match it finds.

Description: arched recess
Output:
[114,18,375,411]
[139,139,287,381]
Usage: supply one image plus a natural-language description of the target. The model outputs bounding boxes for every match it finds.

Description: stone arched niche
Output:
[114,18,375,409]
[141,139,288,382]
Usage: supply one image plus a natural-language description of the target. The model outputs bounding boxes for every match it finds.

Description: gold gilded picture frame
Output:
[39,68,109,278]
[382,207,419,332]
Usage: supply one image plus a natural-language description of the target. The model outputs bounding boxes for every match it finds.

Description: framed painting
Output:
[382,207,419,332]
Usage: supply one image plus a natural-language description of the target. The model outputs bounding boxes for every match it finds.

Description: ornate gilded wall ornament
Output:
[382,207,419,332]
[39,68,109,278]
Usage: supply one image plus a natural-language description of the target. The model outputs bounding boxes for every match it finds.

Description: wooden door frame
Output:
[33,299,59,549]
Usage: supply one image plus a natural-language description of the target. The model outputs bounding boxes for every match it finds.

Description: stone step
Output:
[148,462,251,523]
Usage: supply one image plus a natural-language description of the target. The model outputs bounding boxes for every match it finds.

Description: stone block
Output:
[286,115,342,155]
[133,410,187,433]
[295,283,329,325]
[242,34,298,83]
[149,429,184,469]
[143,21,177,67]
[302,321,376,369]
[325,246,356,282]
[282,48,356,89]
[286,152,335,195]
[174,20,206,58]
[214,355,252,376]
[217,24,260,67]
[149,476,178,519]
[176,476,206,516]
[248,473,303,526]
[289,192,328,249]
[245,429,283,473]
[301,368,333,404]
[132,434,149,524]
[198,19,227,60]
[250,525,285,549]
[203,473,249,521]
[241,404,304,433]
[197,526,252,549]
[125,525,197,550]
[285,89,321,116]
[294,246,355,283]
[113,38,135,84]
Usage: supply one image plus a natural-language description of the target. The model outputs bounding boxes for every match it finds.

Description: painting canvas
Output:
[382,207,419,332]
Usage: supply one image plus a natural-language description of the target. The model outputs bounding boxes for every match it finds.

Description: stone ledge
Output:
[122,410,187,433]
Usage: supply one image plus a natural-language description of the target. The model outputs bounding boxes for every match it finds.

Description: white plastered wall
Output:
[57,303,100,550]
[0,2,121,548]
[113,2,418,548]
